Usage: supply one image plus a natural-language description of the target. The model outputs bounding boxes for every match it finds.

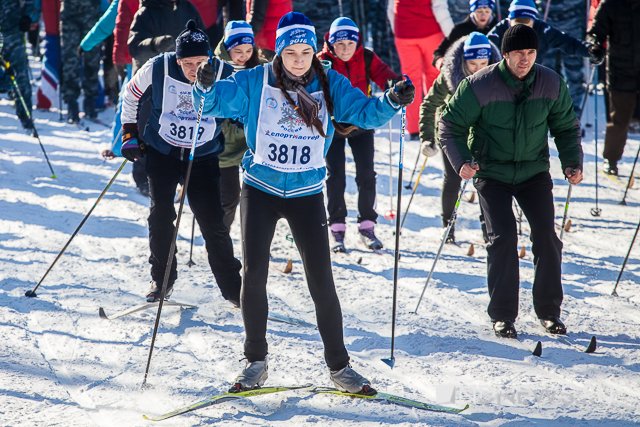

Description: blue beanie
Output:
[508,0,538,20]
[469,0,495,12]
[223,21,254,51]
[275,12,317,56]
[328,17,360,45]
[464,32,492,60]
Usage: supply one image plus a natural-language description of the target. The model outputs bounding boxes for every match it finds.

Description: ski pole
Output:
[620,143,640,206]
[187,215,196,267]
[559,182,573,241]
[543,0,552,21]
[25,159,128,297]
[384,120,396,220]
[413,178,470,314]
[382,101,407,369]
[591,70,602,217]
[143,81,208,388]
[1,56,57,178]
[579,66,597,122]
[611,216,640,296]
[399,154,428,230]
[404,149,421,190]
[560,178,573,241]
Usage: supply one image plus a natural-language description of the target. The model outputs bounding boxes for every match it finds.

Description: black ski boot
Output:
[540,317,567,335]
[445,225,455,244]
[604,159,618,176]
[493,320,517,339]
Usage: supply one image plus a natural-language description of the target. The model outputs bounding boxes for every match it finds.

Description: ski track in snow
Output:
[1,76,640,426]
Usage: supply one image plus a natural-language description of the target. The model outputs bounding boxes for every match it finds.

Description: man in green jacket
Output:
[438,24,583,339]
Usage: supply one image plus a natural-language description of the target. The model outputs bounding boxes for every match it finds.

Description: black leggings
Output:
[240,185,350,370]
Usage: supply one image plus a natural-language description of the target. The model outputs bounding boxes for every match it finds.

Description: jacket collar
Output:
[498,59,536,90]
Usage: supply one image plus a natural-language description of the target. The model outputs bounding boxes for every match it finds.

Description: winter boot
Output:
[604,159,618,176]
[66,101,80,124]
[540,317,567,335]
[330,365,375,395]
[229,358,268,392]
[358,220,383,250]
[445,224,456,244]
[330,223,346,253]
[146,280,173,302]
[493,320,517,339]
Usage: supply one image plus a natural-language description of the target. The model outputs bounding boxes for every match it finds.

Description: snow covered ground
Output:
[1,81,639,426]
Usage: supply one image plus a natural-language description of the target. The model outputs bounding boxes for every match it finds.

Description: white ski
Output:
[98,301,197,320]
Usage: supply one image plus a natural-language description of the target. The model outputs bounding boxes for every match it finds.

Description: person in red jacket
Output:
[113,0,139,68]
[388,0,454,139]
[318,17,400,252]
[246,0,292,59]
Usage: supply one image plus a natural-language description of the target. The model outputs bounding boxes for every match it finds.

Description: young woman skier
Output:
[193,12,415,394]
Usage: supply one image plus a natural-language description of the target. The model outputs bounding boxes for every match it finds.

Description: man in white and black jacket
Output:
[120,20,242,305]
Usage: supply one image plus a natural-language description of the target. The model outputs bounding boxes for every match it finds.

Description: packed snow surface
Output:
[1,88,639,426]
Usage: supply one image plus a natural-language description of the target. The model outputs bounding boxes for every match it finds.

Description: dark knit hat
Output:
[501,24,538,53]
[175,20,210,58]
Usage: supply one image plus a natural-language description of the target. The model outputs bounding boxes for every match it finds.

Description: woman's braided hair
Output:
[272,55,357,137]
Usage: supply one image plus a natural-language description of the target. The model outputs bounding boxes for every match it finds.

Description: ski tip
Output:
[585,336,597,353]
[24,290,37,298]
[381,357,395,369]
[532,341,542,357]
[98,307,108,319]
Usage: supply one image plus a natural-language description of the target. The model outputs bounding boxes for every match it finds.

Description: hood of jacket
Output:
[441,36,501,93]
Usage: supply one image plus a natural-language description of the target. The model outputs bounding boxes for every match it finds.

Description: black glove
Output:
[121,123,145,162]
[588,44,605,65]
[19,15,31,32]
[388,79,415,106]
[77,45,85,57]
[153,35,175,53]
[196,60,216,91]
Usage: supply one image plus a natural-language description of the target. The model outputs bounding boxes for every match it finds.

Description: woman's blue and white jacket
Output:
[193,61,401,198]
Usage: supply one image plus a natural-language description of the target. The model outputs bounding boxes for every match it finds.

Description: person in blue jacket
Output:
[119,20,242,305]
[488,0,603,114]
[193,12,415,394]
